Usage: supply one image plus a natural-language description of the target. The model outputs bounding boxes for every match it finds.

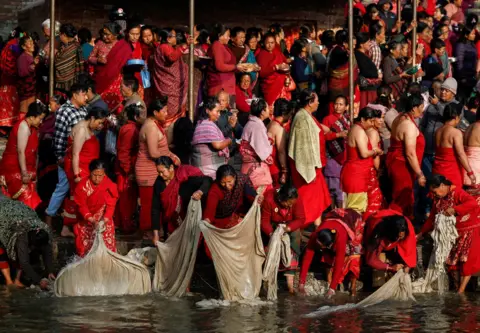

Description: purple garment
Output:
[39,113,56,141]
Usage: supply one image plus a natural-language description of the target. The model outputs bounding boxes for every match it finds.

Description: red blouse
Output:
[260,190,306,235]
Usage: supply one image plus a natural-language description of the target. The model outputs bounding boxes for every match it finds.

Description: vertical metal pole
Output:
[188,0,195,122]
[49,0,55,98]
[397,0,402,26]
[348,0,354,124]
[412,0,417,83]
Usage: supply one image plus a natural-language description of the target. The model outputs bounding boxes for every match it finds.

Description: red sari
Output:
[0,120,41,209]
[432,147,463,188]
[289,116,331,224]
[256,47,289,106]
[386,115,425,218]
[63,134,100,225]
[299,209,364,290]
[114,121,140,233]
[341,140,374,194]
[365,209,417,270]
[0,39,20,127]
[422,187,480,276]
[74,176,118,257]
[96,39,144,111]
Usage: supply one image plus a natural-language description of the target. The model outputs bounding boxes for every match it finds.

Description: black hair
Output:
[417,21,430,34]
[250,98,268,117]
[122,76,139,93]
[404,93,424,113]
[176,30,187,45]
[466,13,479,29]
[30,31,40,43]
[335,94,349,106]
[197,96,220,120]
[434,24,448,38]
[70,83,88,95]
[290,39,308,58]
[10,26,24,40]
[103,22,122,36]
[60,23,77,38]
[273,98,292,118]
[298,89,317,109]
[155,156,174,168]
[460,26,475,43]
[85,106,108,120]
[210,23,229,43]
[262,32,276,45]
[387,40,401,53]
[335,29,348,45]
[26,101,47,118]
[442,103,461,122]
[237,72,251,84]
[19,36,32,49]
[216,164,237,181]
[77,73,96,94]
[369,21,384,40]
[172,116,194,164]
[197,29,210,45]
[436,7,447,16]
[89,159,107,172]
[375,85,392,108]
[370,215,410,245]
[320,30,335,49]
[276,183,299,202]
[147,96,168,118]
[431,38,446,52]
[126,21,142,34]
[317,229,336,248]
[357,107,377,121]
[355,32,370,48]
[429,174,453,188]
[299,25,312,39]
[141,25,154,35]
[269,23,283,35]
[125,103,142,121]
[78,27,92,45]
[27,229,50,249]
[51,94,66,106]
[158,29,174,44]
[231,26,245,38]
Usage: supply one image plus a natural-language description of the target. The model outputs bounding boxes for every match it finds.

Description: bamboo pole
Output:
[49,0,55,98]
[188,0,195,122]
[348,0,354,124]
[412,0,417,83]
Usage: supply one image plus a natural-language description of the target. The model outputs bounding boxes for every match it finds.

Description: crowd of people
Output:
[1,0,480,296]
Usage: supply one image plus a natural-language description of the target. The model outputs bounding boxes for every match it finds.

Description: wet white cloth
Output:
[54,221,152,297]
[199,195,266,301]
[127,247,157,266]
[413,214,458,294]
[153,200,202,297]
[262,225,291,300]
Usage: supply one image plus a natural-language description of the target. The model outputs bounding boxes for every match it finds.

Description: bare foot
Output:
[351,290,357,297]
[14,280,25,288]
[288,288,296,295]
[60,226,74,238]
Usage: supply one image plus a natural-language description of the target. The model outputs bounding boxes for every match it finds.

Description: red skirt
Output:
[138,186,153,231]
[386,155,416,218]
[447,226,480,276]
[74,218,117,257]
[0,172,41,209]
[360,90,377,110]
[290,159,331,224]
[115,173,138,233]
[0,84,19,127]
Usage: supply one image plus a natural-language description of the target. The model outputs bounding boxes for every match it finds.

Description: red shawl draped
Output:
[96,39,133,94]
[256,48,288,106]
[0,39,20,127]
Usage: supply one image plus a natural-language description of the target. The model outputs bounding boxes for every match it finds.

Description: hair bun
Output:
[331,229,336,234]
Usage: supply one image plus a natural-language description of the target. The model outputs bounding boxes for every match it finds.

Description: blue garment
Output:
[292,57,314,90]
[81,43,94,60]
[45,166,69,217]
[246,50,258,82]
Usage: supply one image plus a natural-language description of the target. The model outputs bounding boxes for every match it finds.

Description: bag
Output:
[141,66,151,89]
[105,129,117,155]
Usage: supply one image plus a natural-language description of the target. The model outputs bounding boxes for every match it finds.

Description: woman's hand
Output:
[48,273,56,280]
[87,216,96,224]
[417,174,427,187]
[186,35,194,46]
[74,176,82,183]
[400,72,412,79]
[191,190,203,201]
[298,284,306,294]
[416,233,423,241]
[336,130,348,139]
[172,155,181,166]
[257,195,264,205]
[469,173,476,185]
[325,288,336,299]
[236,63,249,72]
[39,278,50,291]
[279,172,287,184]
[152,231,160,245]
[445,207,456,217]
[21,173,31,184]
[391,264,404,272]
[228,113,238,128]
[97,56,107,64]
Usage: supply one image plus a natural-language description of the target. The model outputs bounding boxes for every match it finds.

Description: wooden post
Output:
[412,0,417,83]
[49,0,55,99]
[188,0,195,122]
[348,0,354,124]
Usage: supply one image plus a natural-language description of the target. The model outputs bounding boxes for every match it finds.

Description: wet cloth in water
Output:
[54,221,151,297]
[200,191,266,301]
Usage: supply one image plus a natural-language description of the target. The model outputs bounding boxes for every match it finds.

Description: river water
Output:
[1,288,480,333]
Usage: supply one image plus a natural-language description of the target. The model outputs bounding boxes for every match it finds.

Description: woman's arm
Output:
[164,44,183,63]
[299,235,317,285]
[365,243,389,270]
[354,129,376,158]
[88,44,100,65]
[210,138,232,151]
[145,124,163,159]
[203,186,221,223]
[16,121,30,178]
[72,127,88,178]
[403,125,422,177]
[382,57,402,84]
[74,182,93,221]
[453,129,474,175]
[212,42,236,73]
[275,128,288,174]
[368,129,381,170]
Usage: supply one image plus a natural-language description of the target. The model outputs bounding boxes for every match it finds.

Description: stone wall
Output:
[17,0,345,39]
[0,0,45,39]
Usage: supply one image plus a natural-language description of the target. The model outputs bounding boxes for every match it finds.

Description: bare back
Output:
[435,125,459,149]
[465,122,480,147]
[391,114,419,143]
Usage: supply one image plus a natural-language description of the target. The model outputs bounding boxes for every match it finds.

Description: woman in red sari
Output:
[63,107,108,226]
[153,29,189,128]
[88,23,121,81]
[298,208,364,297]
[364,209,417,274]
[419,175,480,293]
[432,103,476,188]
[140,25,157,107]
[341,107,381,214]
[74,159,118,257]
[151,156,212,243]
[261,184,305,293]
[0,102,46,209]
[136,98,180,235]
[256,33,291,106]
[386,93,426,218]
[0,29,22,129]
[96,22,143,111]
[203,164,257,229]
[114,104,142,234]
[288,90,333,226]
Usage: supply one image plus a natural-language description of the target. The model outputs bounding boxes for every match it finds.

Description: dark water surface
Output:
[1,288,480,333]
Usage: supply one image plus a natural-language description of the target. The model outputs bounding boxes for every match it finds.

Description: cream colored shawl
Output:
[288,108,322,183]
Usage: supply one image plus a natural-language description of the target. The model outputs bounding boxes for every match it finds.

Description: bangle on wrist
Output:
[468,171,474,176]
